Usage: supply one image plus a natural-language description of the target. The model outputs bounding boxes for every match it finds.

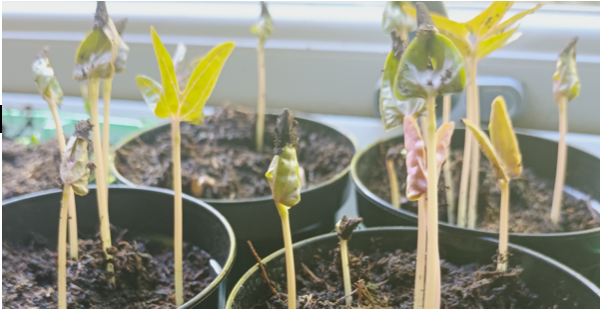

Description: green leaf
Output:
[251,1,273,41]
[32,50,63,105]
[553,36,580,102]
[73,28,116,82]
[395,30,466,98]
[265,144,301,209]
[180,42,235,125]
[477,27,521,59]
[438,28,471,58]
[136,75,163,115]
[488,96,522,179]
[465,1,513,37]
[463,118,508,182]
[380,51,425,131]
[150,27,181,119]
[488,3,544,38]
[382,1,415,34]
[111,18,129,73]
[403,4,469,39]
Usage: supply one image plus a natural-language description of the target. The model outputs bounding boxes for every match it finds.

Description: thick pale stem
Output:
[497,179,510,272]
[277,205,296,309]
[47,96,79,260]
[423,91,440,309]
[414,197,427,309]
[89,77,114,282]
[172,119,184,306]
[57,186,70,309]
[102,78,112,188]
[340,238,353,306]
[551,98,568,224]
[386,159,401,208]
[457,56,476,228]
[255,39,266,152]
[398,27,409,47]
[467,58,480,229]
[442,95,455,225]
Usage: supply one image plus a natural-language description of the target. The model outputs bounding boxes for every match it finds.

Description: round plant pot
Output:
[2,185,235,309]
[227,227,600,309]
[352,129,600,285]
[110,111,357,289]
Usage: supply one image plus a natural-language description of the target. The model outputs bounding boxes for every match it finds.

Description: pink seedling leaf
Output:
[435,121,455,176]
[404,115,427,201]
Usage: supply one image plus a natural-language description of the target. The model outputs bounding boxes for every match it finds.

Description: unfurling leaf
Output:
[553,36,580,103]
[435,121,455,175]
[60,120,92,196]
[150,26,180,118]
[113,20,130,73]
[404,116,427,201]
[489,96,522,179]
[403,4,469,39]
[380,51,425,131]
[266,109,301,209]
[488,3,544,38]
[465,1,513,37]
[462,119,508,182]
[251,1,273,42]
[32,47,63,105]
[382,1,416,34]
[136,75,162,113]
[336,215,363,240]
[477,27,521,60]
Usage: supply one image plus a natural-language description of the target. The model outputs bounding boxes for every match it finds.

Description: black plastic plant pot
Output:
[352,129,600,286]
[2,185,236,309]
[227,227,600,308]
[110,112,357,289]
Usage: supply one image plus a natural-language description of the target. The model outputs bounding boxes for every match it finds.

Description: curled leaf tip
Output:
[114,18,128,36]
[73,120,93,140]
[390,30,404,59]
[260,1,269,16]
[38,46,50,58]
[274,109,298,154]
[336,215,363,240]
[251,1,274,41]
[553,36,580,102]
[416,2,435,33]
[94,1,109,29]
[561,36,578,57]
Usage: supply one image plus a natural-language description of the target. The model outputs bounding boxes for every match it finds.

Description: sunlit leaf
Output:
[135,75,163,115]
[150,27,180,119]
[488,96,522,179]
[465,1,513,37]
[488,3,544,38]
[462,119,508,182]
[382,1,416,34]
[403,4,469,39]
[435,121,455,175]
[251,1,273,42]
[438,28,471,58]
[32,49,63,105]
[553,36,580,102]
[477,27,521,60]
[180,42,235,124]
[73,28,115,82]
[403,115,427,201]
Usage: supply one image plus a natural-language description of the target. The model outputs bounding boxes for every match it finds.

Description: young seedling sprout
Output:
[462,96,522,271]
[382,1,415,46]
[72,1,127,283]
[32,47,79,261]
[136,28,234,305]
[252,1,274,152]
[550,37,580,225]
[265,109,302,309]
[335,216,363,306]
[57,120,92,309]
[395,4,465,307]
[404,1,543,229]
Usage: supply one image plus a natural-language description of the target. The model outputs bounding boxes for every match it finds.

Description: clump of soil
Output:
[115,106,354,200]
[366,142,600,234]
[2,228,213,309]
[2,139,62,200]
[256,247,554,309]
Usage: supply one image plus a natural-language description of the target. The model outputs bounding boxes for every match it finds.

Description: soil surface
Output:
[2,227,214,309]
[115,106,354,200]
[2,138,62,200]
[255,247,558,309]
[366,142,600,234]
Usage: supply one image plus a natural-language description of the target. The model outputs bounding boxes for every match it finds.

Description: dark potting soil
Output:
[2,139,62,200]
[114,106,354,199]
[2,227,213,309]
[255,247,556,309]
[366,142,600,234]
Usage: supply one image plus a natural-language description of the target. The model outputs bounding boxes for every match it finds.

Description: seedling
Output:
[32,47,79,261]
[335,216,363,306]
[252,1,273,152]
[382,1,415,46]
[265,109,302,309]
[394,4,464,307]
[57,120,92,308]
[404,1,543,229]
[136,28,234,305]
[462,96,522,272]
[550,37,580,225]
[72,1,126,282]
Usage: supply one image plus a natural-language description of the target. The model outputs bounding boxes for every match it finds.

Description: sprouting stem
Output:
[386,159,400,208]
[172,118,184,306]
[414,196,426,309]
[58,186,70,309]
[255,38,266,152]
[497,179,510,271]
[550,96,568,224]
[456,56,475,228]
[423,90,440,309]
[467,56,480,229]
[88,76,114,283]
[339,238,353,306]
[102,77,113,186]
[277,204,296,309]
[442,95,455,225]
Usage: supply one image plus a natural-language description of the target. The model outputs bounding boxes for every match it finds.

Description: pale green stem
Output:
[102,78,113,190]
[467,57,481,230]
[497,179,510,271]
[386,159,401,208]
[442,95,455,225]
[414,197,426,309]
[255,38,266,152]
[340,238,353,306]
[277,205,296,309]
[172,119,184,306]
[58,186,70,309]
[551,97,568,224]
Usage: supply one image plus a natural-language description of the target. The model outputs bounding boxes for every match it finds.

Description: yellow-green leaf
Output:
[150,27,180,119]
[488,96,522,179]
[251,1,273,42]
[180,42,235,125]
[438,28,471,58]
[32,50,63,105]
[553,36,580,102]
[73,28,115,82]
[382,1,416,34]
[477,27,521,60]
[466,1,513,37]
[403,4,469,39]
[463,119,508,182]
[488,3,544,38]
[266,144,301,209]
[135,75,164,116]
